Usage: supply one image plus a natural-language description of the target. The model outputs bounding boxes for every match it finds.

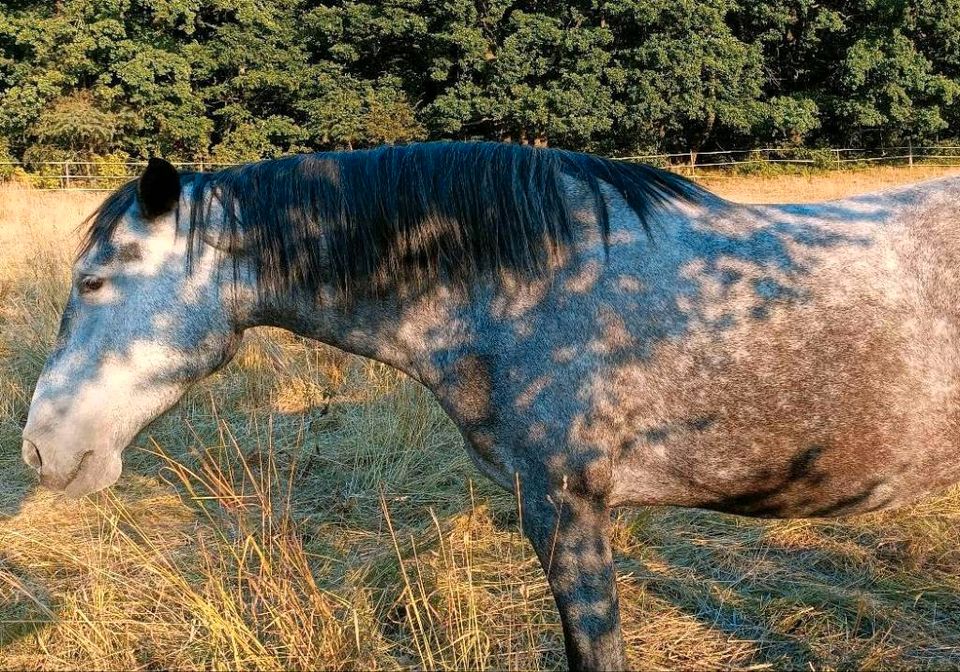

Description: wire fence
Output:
[4,145,960,191]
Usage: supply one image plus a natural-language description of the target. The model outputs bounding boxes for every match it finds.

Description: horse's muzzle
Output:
[22,437,95,492]
[22,438,42,473]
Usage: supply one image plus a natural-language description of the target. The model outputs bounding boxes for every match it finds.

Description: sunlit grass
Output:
[1,167,959,670]
[698,163,960,203]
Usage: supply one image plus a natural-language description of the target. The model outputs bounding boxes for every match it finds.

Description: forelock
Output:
[78,180,140,260]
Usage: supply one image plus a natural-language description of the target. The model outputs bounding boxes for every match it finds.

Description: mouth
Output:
[39,449,94,492]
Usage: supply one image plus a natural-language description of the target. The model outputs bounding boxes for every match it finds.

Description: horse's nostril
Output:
[22,439,42,473]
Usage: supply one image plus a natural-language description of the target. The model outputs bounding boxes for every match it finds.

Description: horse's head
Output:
[22,159,246,497]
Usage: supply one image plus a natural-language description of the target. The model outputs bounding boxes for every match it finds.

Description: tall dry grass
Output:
[1,167,959,670]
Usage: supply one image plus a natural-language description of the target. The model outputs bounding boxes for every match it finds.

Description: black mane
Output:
[82,142,707,299]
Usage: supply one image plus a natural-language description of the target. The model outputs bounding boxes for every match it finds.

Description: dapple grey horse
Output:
[21,142,960,670]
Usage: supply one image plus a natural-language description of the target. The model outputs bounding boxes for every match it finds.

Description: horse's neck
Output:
[257,287,476,385]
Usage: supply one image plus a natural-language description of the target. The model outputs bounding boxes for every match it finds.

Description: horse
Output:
[20,141,960,670]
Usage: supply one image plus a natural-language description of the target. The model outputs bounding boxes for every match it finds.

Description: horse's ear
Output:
[138,157,181,219]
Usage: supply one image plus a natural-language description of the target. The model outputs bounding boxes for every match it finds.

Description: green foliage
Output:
[425,3,618,146]
[608,0,766,153]
[1,0,959,162]
[736,0,958,146]
[0,135,15,180]
[762,97,821,146]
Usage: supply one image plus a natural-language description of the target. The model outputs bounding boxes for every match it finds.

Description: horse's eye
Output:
[79,276,104,295]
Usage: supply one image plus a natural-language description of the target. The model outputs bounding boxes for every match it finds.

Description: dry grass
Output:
[698,164,960,203]
[1,166,959,670]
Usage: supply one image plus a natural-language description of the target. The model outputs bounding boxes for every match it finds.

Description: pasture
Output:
[2,166,960,670]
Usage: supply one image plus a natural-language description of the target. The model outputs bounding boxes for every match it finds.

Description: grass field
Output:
[2,166,960,670]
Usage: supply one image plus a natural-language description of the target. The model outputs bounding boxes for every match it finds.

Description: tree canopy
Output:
[1,0,958,163]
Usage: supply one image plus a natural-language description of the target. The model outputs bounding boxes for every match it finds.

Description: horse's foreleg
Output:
[521,486,626,671]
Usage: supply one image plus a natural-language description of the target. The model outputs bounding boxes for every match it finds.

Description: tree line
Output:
[1,0,958,165]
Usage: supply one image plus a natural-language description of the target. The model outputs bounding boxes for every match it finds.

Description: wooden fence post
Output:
[63,161,70,189]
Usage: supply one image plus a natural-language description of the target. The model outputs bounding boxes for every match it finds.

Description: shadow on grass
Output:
[0,431,51,655]
[0,472,35,520]
[614,506,960,669]
[0,553,54,653]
